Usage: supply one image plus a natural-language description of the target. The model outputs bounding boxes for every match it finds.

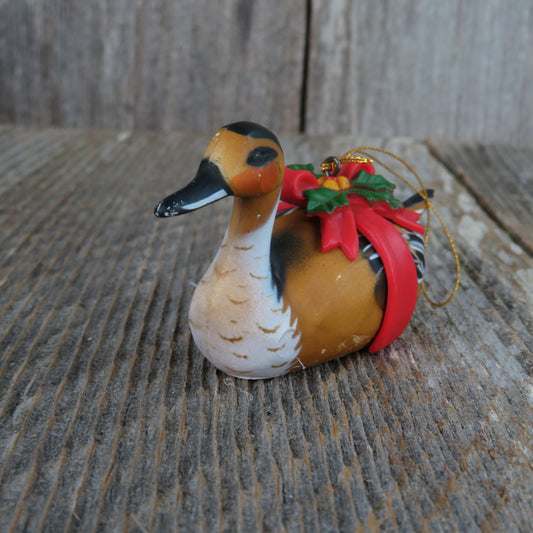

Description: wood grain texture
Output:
[1,1,532,142]
[427,140,533,255]
[0,0,306,133]
[305,0,533,143]
[0,127,532,531]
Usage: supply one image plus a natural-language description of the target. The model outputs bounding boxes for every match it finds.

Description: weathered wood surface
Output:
[1,0,532,143]
[0,127,532,532]
[427,140,533,255]
[306,0,533,143]
[0,0,306,134]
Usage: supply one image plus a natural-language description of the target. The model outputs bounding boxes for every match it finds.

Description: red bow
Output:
[277,161,425,352]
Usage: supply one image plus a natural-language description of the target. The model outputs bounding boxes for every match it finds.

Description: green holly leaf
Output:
[304,188,349,214]
[344,170,402,208]
[348,188,402,208]
[287,163,314,172]
[353,170,396,191]
[287,163,322,179]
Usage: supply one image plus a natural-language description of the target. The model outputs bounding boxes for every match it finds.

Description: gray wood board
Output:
[0,1,306,133]
[427,140,533,255]
[0,127,532,531]
[1,0,532,143]
[305,0,533,143]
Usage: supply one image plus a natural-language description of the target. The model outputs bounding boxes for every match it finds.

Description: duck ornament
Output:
[154,121,437,379]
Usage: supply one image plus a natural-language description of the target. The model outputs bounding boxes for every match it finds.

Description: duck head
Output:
[154,121,285,217]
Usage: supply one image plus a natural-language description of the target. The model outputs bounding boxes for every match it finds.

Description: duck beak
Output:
[154,159,233,217]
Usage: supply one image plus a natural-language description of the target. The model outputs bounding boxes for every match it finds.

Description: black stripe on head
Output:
[247,146,278,167]
[224,121,281,147]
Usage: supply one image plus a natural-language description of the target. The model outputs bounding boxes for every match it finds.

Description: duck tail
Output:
[400,190,433,283]
[402,189,434,212]
[403,230,426,284]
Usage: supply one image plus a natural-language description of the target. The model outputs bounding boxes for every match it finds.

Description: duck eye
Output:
[247,146,278,167]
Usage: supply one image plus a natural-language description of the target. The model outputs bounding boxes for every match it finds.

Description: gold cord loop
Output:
[331,146,461,307]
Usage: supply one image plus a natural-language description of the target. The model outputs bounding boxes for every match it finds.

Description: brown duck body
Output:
[271,208,384,369]
[155,121,422,378]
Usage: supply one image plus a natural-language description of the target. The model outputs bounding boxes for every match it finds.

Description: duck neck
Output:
[226,188,279,246]
[217,187,281,272]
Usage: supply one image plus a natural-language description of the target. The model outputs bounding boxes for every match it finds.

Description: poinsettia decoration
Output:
[278,160,424,262]
[304,169,401,213]
[277,157,427,352]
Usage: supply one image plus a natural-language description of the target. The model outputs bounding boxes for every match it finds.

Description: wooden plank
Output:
[0,1,306,133]
[427,140,533,255]
[0,129,532,531]
[2,1,533,143]
[305,0,533,143]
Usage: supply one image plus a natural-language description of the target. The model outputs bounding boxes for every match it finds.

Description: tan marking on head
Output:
[202,129,284,197]
[232,353,249,359]
[234,244,254,250]
[271,362,289,368]
[231,164,279,196]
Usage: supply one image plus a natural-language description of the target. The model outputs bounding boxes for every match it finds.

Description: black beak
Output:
[154,159,233,217]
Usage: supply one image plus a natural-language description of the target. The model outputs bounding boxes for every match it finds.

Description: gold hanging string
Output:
[335,146,460,307]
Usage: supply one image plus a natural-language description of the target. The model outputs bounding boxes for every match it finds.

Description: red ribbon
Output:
[277,161,425,352]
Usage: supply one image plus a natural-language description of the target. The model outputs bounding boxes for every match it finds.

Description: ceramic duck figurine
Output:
[155,121,428,379]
